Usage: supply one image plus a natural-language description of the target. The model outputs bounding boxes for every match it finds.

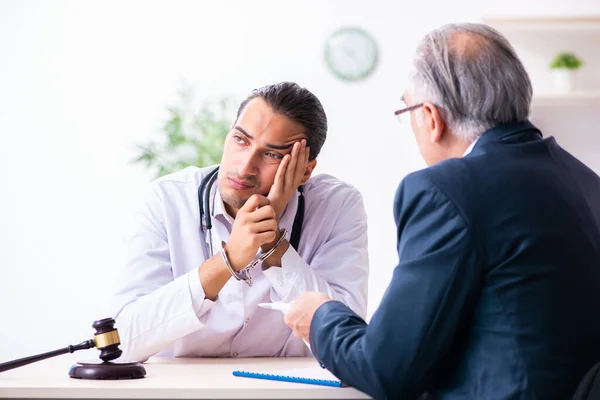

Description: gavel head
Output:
[92,318,123,362]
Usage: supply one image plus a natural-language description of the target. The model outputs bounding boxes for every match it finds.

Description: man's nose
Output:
[238,151,259,176]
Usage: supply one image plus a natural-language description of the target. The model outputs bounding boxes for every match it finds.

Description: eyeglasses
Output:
[394,102,423,123]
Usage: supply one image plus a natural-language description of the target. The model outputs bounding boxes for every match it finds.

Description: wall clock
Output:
[325,27,378,82]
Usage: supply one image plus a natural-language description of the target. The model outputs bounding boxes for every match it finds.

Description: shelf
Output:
[482,16,600,32]
[532,92,600,107]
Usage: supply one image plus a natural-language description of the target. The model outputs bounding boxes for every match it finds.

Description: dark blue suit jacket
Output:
[310,121,600,399]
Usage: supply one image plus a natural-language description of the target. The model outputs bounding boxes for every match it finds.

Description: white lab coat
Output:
[112,166,369,362]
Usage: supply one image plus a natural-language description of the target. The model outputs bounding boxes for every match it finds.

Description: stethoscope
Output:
[198,166,305,258]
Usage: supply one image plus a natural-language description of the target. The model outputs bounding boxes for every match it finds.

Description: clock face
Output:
[325,27,378,82]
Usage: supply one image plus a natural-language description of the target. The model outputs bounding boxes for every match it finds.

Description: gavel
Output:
[0,318,145,380]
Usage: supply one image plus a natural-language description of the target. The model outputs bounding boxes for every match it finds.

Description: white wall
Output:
[1,0,599,360]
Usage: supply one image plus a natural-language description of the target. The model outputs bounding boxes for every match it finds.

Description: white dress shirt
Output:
[112,166,369,362]
[464,137,479,156]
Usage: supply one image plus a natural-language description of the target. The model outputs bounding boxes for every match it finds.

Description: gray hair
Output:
[407,23,532,142]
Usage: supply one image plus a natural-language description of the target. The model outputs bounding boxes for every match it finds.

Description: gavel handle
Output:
[0,339,95,373]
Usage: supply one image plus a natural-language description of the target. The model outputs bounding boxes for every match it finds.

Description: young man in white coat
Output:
[112,82,369,362]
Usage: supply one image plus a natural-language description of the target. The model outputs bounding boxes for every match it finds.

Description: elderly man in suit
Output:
[285,22,600,399]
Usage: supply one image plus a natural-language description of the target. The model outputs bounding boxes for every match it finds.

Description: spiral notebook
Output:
[233,366,348,387]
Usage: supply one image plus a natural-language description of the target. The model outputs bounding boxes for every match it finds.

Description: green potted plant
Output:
[550,52,583,93]
[133,84,234,179]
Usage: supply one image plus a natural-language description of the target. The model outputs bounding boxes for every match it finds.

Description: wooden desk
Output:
[0,355,370,398]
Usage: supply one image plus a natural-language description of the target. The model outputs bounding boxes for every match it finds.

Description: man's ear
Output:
[422,102,446,144]
[300,159,317,185]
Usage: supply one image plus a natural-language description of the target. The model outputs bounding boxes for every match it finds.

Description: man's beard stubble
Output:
[219,172,262,212]
[220,192,248,211]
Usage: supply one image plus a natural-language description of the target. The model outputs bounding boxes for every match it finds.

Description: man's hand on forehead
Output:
[267,139,310,222]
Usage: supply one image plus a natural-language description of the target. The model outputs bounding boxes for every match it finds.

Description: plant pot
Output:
[552,68,577,94]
